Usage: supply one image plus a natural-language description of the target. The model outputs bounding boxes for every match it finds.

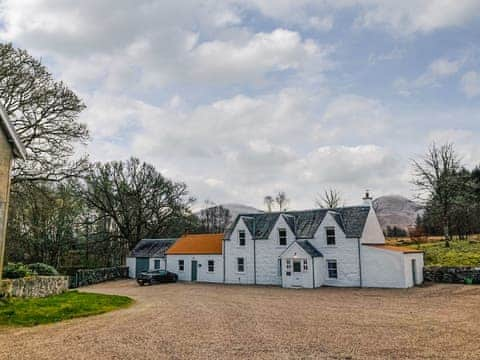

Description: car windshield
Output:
[146,270,166,274]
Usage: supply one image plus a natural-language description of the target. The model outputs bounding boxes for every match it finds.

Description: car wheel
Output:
[138,281,144,286]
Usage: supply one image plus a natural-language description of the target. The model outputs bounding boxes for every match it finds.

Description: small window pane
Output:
[178,260,184,271]
[154,259,161,269]
[239,230,246,246]
[303,259,308,271]
[327,260,337,279]
[237,257,245,272]
[286,259,292,269]
[279,228,287,246]
[326,228,336,245]
[293,261,301,273]
[208,260,215,272]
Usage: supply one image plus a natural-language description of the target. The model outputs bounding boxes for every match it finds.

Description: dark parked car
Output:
[137,270,178,286]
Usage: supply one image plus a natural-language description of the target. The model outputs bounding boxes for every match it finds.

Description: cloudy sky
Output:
[1,1,480,210]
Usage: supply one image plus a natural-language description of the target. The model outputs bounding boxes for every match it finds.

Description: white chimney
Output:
[362,190,373,207]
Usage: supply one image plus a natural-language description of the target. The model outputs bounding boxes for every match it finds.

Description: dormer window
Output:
[326,227,336,245]
[278,228,287,246]
[238,230,246,246]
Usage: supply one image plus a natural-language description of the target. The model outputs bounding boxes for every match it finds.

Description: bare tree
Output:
[275,191,289,211]
[412,143,462,247]
[0,43,89,183]
[316,188,342,208]
[264,195,274,212]
[79,158,194,257]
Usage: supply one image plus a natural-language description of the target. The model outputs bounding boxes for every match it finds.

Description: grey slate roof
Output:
[297,240,323,257]
[129,238,177,258]
[224,206,371,240]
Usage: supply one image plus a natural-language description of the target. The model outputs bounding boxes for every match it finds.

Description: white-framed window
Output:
[286,259,292,270]
[208,260,215,273]
[238,230,246,246]
[303,259,308,271]
[154,259,161,269]
[178,259,185,272]
[327,260,338,279]
[326,227,336,246]
[237,257,245,273]
[278,228,287,246]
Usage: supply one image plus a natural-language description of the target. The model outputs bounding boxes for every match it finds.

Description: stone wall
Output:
[70,266,129,288]
[0,276,69,298]
[424,266,480,284]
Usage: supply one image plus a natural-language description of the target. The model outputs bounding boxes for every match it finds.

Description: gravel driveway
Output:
[0,280,479,359]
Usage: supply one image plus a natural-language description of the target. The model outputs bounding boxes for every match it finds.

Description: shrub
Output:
[3,263,33,279]
[27,263,58,276]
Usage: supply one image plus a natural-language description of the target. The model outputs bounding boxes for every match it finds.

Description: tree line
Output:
[1,44,201,269]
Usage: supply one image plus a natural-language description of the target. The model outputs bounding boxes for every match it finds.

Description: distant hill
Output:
[373,195,423,232]
[195,203,262,224]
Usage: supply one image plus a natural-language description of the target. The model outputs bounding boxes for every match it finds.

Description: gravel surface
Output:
[1,281,479,359]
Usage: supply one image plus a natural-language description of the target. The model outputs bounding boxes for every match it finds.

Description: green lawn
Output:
[0,291,133,327]
[408,240,480,267]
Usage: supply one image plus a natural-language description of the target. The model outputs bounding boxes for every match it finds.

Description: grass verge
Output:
[0,290,133,327]
[406,240,480,267]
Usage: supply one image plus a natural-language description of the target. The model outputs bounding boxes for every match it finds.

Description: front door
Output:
[136,257,149,278]
[292,260,303,287]
[191,260,198,281]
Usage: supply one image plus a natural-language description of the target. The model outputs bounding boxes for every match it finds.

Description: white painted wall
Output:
[310,212,361,287]
[360,207,385,244]
[126,257,136,278]
[256,215,296,285]
[224,217,255,284]
[149,257,166,271]
[361,246,409,288]
[166,254,223,283]
[281,243,314,288]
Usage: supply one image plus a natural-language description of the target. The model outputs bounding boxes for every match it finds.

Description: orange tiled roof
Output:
[364,244,423,254]
[166,233,223,255]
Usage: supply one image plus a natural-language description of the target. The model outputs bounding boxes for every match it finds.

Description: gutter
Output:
[312,257,315,288]
[222,239,226,283]
[253,219,256,285]
[358,238,363,287]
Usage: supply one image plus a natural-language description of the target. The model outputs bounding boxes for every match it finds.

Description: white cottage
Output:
[223,195,423,289]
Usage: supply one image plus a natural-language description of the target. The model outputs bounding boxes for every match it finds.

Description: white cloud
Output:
[394,57,465,95]
[315,94,391,141]
[353,0,480,36]
[461,71,480,98]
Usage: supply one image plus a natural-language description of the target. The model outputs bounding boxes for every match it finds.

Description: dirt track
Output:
[1,280,479,359]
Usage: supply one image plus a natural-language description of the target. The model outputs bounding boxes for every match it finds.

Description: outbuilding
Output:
[166,233,223,283]
[126,238,177,278]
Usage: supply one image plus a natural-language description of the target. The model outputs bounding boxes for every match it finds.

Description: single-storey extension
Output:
[126,238,177,278]
[166,233,223,283]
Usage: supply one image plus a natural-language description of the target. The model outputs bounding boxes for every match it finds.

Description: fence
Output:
[69,266,129,288]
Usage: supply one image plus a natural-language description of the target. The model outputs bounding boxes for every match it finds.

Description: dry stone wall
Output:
[0,276,69,298]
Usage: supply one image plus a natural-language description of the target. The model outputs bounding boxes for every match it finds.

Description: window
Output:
[154,259,161,269]
[303,259,308,272]
[178,259,184,272]
[278,228,287,246]
[293,260,302,273]
[237,258,245,273]
[286,259,292,276]
[326,227,336,246]
[238,230,246,246]
[208,260,215,273]
[327,260,338,279]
